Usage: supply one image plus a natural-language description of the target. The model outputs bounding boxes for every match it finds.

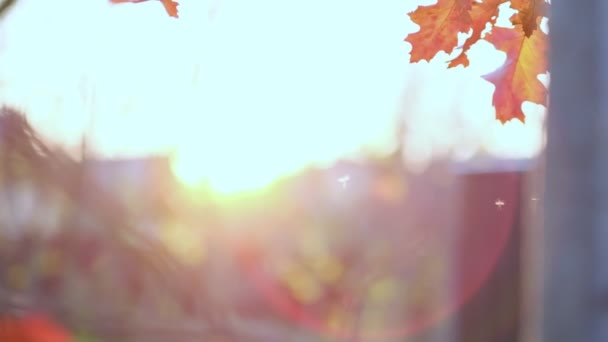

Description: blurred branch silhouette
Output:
[0,0,17,20]
[0,106,238,337]
[0,106,186,291]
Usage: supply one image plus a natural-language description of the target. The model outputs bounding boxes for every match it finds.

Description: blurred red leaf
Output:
[109,0,179,18]
[0,313,71,342]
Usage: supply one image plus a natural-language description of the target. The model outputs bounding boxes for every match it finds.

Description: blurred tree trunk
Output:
[542,1,608,341]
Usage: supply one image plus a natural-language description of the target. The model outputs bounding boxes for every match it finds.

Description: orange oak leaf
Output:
[482,24,548,123]
[448,0,507,68]
[109,0,179,18]
[405,0,473,63]
[510,0,549,37]
[159,0,179,18]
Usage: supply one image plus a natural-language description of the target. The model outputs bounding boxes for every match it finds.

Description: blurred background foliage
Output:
[0,105,474,341]
[0,1,533,340]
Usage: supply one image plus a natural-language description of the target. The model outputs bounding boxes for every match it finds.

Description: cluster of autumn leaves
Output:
[111,0,549,124]
[406,0,549,123]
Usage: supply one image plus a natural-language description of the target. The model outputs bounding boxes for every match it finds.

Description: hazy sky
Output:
[0,0,546,192]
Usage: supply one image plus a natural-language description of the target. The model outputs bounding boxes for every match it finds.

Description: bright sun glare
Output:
[170,147,286,194]
[0,0,546,195]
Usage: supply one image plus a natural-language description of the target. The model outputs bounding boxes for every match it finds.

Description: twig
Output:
[0,0,17,20]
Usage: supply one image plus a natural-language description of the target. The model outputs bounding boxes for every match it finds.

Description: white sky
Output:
[0,0,546,192]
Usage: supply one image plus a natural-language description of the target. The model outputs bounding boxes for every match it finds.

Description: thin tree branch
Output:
[0,0,17,20]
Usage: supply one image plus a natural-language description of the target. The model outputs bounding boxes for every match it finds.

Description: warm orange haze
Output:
[0,0,545,195]
[0,0,547,341]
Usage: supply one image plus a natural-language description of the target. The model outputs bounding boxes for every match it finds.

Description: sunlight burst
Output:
[170,149,284,194]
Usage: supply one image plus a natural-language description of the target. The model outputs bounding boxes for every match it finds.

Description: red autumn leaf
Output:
[109,0,179,18]
[510,0,549,37]
[482,23,548,123]
[0,313,71,342]
[405,0,473,63]
[448,0,508,68]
